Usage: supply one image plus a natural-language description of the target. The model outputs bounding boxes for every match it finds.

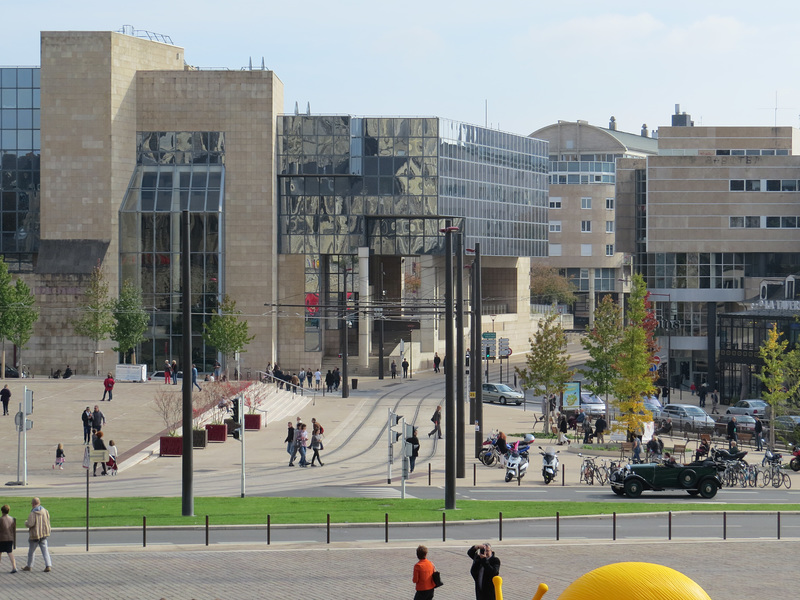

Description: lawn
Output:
[1,496,796,528]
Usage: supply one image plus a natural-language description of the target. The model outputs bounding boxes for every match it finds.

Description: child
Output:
[107,439,118,475]
[54,443,65,470]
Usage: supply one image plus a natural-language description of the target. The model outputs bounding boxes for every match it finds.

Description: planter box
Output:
[193,428,208,448]
[244,413,262,431]
[205,423,227,442]
[159,436,183,456]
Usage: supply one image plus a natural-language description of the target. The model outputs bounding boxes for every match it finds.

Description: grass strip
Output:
[0,496,797,528]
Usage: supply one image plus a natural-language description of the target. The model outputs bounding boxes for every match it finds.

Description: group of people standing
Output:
[0,498,53,574]
[285,417,325,467]
[80,405,118,476]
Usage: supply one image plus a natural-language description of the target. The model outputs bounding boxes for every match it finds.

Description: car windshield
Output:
[494,384,514,392]
[740,400,767,408]
[684,406,707,416]
[581,395,603,404]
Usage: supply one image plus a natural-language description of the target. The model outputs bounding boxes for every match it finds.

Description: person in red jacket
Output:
[101,373,115,402]
[412,544,436,599]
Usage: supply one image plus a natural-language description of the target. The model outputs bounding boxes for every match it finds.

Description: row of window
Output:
[549,174,615,185]
[549,220,615,234]
[659,148,790,156]
[549,244,614,257]
[550,153,622,162]
[729,179,800,192]
[548,197,615,210]
[729,216,800,229]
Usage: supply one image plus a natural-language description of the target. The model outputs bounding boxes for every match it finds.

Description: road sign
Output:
[89,449,109,463]
[482,332,496,339]
[14,411,32,432]
[498,337,510,357]
[652,356,661,365]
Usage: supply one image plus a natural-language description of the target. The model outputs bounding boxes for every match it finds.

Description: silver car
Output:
[659,404,715,434]
[726,399,769,417]
[482,383,524,405]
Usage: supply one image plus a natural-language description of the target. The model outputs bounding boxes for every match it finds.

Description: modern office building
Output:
[530,119,658,327]
[616,107,800,402]
[1,30,549,375]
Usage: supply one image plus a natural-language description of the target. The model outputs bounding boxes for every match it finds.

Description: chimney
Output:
[641,124,649,138]
[609,116,617,131]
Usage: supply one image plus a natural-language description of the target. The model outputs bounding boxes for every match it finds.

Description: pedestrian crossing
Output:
[347,486,417,499]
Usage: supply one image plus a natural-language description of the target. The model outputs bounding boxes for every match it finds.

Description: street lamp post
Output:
[440,223,459,510]
[378,263,385,380]
[341,266,353,399]
[467,244,483,459]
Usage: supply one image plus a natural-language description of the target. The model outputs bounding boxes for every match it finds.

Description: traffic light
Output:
[390,412,403,443]
[231,395,242,440]
[485,345,490,359]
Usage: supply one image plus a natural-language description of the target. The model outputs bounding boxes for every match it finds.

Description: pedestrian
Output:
[433,352,441,373]
[93,431,108,476]
[22,498,52,572]
[428,405,442,439]
[53,444,65,470]
[314,368,322,390]
[467,543,500,600]
[333,367,341,391]
[391,360,397,379]
[582,415,593,444]
[690,382,696,396]
[298,367,305,389]
[727,416,738,449]
[164,359,172,384]
[412,544,436,600]
[310,424,324,466]
[101,371,115,401]
[285,421,295,466]
[63,365,73,379]
[81,406,92,444]
[91,404,105,432]
[290,372,300,394]
[698,387,707,407]
[402,358,409,378]
[311,418,324,435]
[297,423,309,467]
[213,360,221,380]
[107,439,118,475]
[711,389,719,414]
[558,413,569,446]
[306,368,313,388]
[406,428,420,473]
[0,504,18,573]
[754,415,764,451]
[575,408,586,426]
[0,384,10,416]
[172,360,179,385]
[632,436,643,463]
[192,364,202,392]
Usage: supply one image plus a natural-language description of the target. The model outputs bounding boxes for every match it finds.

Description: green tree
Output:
[72,264,115,375]
[515,310,575,422]
[611,274,657,438]
[529,264,576,306]
[111,279,149,364]
[756,324,800,447]
[202,294,255,378]
[580,294,622,416]
[0,258,14,345]
[6,278,38,370]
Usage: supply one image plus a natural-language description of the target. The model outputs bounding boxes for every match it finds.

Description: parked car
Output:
[5,366,19,378]
[482,383,524,405]
[775,415,800,431]
[148,370,183,381]
[726,399,769,416]
[714,414,756,436]
[610,461,722,498]
[578,392,607,416]
[659,404,715,434]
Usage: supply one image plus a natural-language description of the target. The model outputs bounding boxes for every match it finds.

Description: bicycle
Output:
[579,455,606,485]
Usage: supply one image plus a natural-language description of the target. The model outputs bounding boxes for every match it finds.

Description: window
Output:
[766,216,781,228]
[745,216,760,228]
[581,220,591,233]
[781,180,798,191]
[549,221,561,233]
[549,197,562,209]
[581,197,592,209]
[581,244,592,256]
[745,180,761,191]
[730,180,744,191]
[605,244,614,256]
[605,221,614,233]
[549,244,562,257]
[729,217,744,228]
[606,197,614,210]
[766,180,780,191]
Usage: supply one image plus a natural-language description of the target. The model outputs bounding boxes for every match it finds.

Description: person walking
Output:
[0,384,10,416]
[298,368,305,389]
[467,543,500,600]
[412,544,436,600]
[402,358,409,378]
[172,360,179,385]
[285,421,295,466]
[711,389,720,414]
[306,368,313,388]
[310,424,324,466]
[428,405,442,439]
[558,413,570,446]
[164,360,172,385]
[406,428,420,473]
[391,360,397,379]
[81,406,92,444]
[53,444,65,470]
[0,504,18,573]
[107,439,118,475]
[91,405,105,432]
[754,415,764,451]
[595,415,607,444]
[433,353,441,373]
[297,423,309,467]
[92,431,108,476]
[325,370,334,393]
[101,372,115,401]
[313,368,321,390]
[22,498,52,573]
[191,364,202,392]
[333,367,341,391]
[727,416,738,449]
[582,415,594,444]
[213,360,221,381]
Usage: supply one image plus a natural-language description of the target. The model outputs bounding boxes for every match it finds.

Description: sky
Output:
[4,1,800,137]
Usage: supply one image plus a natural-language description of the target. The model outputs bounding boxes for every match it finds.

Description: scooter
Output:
[790,445,800,472]
[504,440,530,483]
[539,446,559,484]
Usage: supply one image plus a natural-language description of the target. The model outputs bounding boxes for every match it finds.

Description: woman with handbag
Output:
[310,424,324,466]
[412,544,437,599]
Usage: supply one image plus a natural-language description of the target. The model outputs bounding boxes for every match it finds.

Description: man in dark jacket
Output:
[81,407,92,444]
[91,405,105,431]
[727,417,738,449]
[467,543,501,600]
[754,416,763,451]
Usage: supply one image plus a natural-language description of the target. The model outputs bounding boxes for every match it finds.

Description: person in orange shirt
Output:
[412,544,436,599]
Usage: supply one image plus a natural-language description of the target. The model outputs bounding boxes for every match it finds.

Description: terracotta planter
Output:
[159,436,183,456]
[193,428,208,448]
[244,413,262,430]
[205,423,227,442]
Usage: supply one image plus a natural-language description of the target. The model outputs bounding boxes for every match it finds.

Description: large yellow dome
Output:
[558,562,712,600]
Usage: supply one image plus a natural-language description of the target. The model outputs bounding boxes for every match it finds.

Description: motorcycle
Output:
[539,446,559,484]
[790,445,800,472]
[480,432,503,467]
[504,440,529,483]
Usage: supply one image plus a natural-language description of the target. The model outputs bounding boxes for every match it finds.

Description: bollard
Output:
[442,513,446,542]
[205,515,209,546]
[556,511,560,541]
[428,463,432,486]
[723,511,727,540]
[327,514,331,544]
[561,464,565,486]
[473,463,477,486]
[499,512,503,541]
[613,512,616,541]
[143,515,146,548]
[668,511,672,540]
[778,511,781,540]
[267,514,271,545]
[385,513,389,543]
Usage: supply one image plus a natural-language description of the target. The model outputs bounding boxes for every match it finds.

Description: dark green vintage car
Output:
[610,461,723,499]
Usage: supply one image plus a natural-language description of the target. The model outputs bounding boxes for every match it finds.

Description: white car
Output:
[726,399,769,416]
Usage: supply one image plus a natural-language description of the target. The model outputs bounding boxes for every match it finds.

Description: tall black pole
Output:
[468,262,476,426]
[443,223,456,510]
[378,263,385,380]
[455,233,465,479]
[181,210,193,516]
[473,243,483,459]
[342,266,349,399]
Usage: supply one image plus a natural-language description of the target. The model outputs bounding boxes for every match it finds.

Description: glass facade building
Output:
[119,131,225,371]
[0,67,40,272]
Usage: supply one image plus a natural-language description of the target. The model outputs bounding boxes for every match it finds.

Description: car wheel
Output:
[682,423,693,434]
[515,400,522,406]
[612,487,625,496]
[699,479,718,499]
[624,479,643,498]
[500,397,507,405]
[726,410,731,414]
[679,469,698,488]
